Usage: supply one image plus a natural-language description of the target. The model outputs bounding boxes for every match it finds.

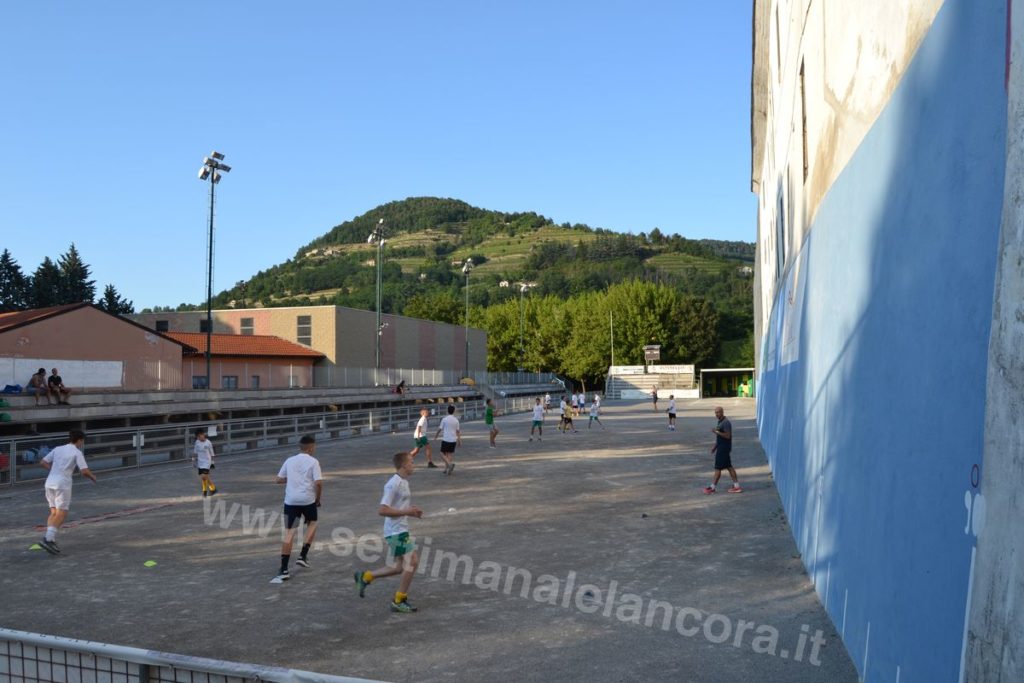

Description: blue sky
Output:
[1,1,755,310]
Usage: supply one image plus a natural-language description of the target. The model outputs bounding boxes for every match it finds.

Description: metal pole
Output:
[205,174,215,390]
[610,311,614,367]
[375,235,382,371]
[519,286,525,371]
[464,269,470,377]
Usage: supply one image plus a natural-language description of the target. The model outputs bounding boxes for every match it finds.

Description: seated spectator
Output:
[395,379,406,395]
[28,368,52,406]
[48,368,72,405]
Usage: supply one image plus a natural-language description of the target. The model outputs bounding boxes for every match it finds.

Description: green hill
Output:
[147,197,755,370]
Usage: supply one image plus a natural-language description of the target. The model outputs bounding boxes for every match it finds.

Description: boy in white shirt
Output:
[408,407,437,468]
[434,404,461,475]
[192,427,217,497]
[666,395,677,431]
[529,397,545,441]
[272,435,323,583]
[588,400,605,430]
[354,451,423,613]
[39,430,97,554]
[544,393,552,411]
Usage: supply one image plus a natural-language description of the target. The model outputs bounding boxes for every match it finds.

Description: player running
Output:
[39,430,97,554]
[529,397,545,441]
[409,407,437,468]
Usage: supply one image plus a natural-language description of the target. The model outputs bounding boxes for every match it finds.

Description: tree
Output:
[31,257,63,308]
[58,243,96,303]
[0,249,30,311]
[98,284,135,315]
[403,292,463,325]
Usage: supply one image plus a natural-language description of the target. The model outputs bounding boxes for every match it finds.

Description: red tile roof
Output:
[164,332,324,359]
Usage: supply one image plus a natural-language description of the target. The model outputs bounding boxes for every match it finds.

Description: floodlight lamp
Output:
[367,234,375,244]
[378,218,384,225]
[203,157,212,166]
[210,151,225,160]
[218,163,231,173]
[212,171,222,184]
[198,167,211,180]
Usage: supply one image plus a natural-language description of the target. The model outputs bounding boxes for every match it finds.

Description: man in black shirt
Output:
[48,368,72,405]
[703,406,742,494]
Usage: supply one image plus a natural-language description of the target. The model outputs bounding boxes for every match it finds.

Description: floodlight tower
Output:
[197,151,230,389]
[462,258,475,377]
[516,282,534,372]
[367,219,387,371]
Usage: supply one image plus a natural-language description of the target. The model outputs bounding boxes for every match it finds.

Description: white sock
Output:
[46,526,57,541]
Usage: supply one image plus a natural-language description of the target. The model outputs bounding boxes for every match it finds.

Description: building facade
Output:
[0,304,186,390]
[752,0,1018,679]
[163,332,324,389]
[132,305,487,375]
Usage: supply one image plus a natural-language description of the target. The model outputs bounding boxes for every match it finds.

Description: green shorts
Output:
[532,420,542,427]
[414,436,428,448]
[386,531,416,557]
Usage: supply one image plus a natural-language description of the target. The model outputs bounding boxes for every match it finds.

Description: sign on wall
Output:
[0,358,124,388]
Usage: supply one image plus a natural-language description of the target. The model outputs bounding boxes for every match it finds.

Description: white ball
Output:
[448,507,457,513]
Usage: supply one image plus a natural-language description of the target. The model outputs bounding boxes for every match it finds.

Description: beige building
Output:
[132,305,487,374]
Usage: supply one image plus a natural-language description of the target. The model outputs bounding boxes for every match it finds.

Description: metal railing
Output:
[0,627,380,683]
[312,366,556,388]
[0,396,541,487]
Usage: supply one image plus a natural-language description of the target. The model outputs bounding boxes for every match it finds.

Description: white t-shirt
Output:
[380,473,411,537]
[570,393,577,406]
[560,400,568,415]
[194,439,214,468]
[589,403,598,417]
[544,394,551,404]
[277,453,323,506]
[667,399,676,414]
[414,415,428,439]
[439,414,460,442]
[594,394,601,407]
[43,443,89,490]
[532,404,545,421]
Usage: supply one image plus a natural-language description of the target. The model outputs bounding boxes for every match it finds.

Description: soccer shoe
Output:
[40,539,60,555]
[354,571,370,598]
[202,491,208,498]
[390,599,418,613]
[702,486,716,495]
[448,463,456,475]
[296,558,311,568]
[270,571,290,584]
[728,485,744,494]
[209,488,218,495]
[529,437,533,441]
[427,461,439,468]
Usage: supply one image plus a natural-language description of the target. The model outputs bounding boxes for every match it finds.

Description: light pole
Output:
[462,258,474,377]
[197,151,230,390]
[516,282,534,372]
[367,219,386,372]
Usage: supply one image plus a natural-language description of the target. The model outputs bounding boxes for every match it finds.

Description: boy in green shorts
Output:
[530,397,544,441]
[409,407,437,468]
[485,398,500,448]
[354,451,423,612]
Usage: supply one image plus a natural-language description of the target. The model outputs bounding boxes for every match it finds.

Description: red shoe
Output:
[702,486,716,495]
[728,485,743,494]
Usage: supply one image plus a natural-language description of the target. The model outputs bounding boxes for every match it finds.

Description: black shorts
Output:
[440,440,457,454]
[714,450,733,471]
[668,413,676,419]
[284,503,318,528]
[197,468,210,475]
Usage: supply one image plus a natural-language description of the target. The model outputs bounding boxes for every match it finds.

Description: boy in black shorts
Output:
[434,404,461,475]
[272,435,323,583]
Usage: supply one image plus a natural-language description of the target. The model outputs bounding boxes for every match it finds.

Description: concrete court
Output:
[0,398,858,683]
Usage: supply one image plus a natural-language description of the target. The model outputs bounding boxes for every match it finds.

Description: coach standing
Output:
[703,406,742,494]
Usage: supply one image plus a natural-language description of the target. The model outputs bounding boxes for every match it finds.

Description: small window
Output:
[192,376,209,390]
[297,315,312,346]
[200,319,210,333]
[155,320,169,332]
[240,317,254,335]
[222,376,238,389]
[250,375,260,389]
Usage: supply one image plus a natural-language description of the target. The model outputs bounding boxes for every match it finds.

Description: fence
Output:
[312,367,556,388]
[0,396,542,488]
[0,627,380,683]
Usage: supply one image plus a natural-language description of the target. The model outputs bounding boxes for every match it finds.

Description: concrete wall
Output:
[181,357,316,389]
[0,307,184,390]
[966,4,1024,678]
[753,0,1009,679]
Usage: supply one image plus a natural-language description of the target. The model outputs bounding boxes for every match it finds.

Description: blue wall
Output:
[757,0,1007,680]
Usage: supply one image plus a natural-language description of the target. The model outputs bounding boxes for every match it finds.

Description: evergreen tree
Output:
[31,257,63,308]
[0,249,31,311]
[57,243,96,303]
[98,284,135,315]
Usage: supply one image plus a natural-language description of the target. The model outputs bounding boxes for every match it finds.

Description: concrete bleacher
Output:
[606,372,698,400]
[0,383,481,434]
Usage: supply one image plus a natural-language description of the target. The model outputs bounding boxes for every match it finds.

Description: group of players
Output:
[34,392,741,614]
